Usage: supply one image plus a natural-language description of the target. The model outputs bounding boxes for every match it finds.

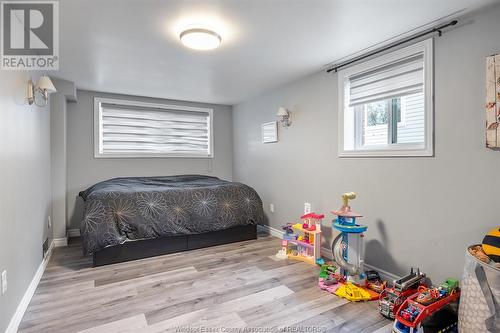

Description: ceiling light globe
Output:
[180,28,222,50]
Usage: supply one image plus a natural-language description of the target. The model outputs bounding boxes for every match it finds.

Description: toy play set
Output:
[330,192,384,301]
[275,213,323,265]
[277,192,464,330]
[317,193,383,301]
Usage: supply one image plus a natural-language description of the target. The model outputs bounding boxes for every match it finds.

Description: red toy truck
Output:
[378,268,426,319]
[392,281,460,333]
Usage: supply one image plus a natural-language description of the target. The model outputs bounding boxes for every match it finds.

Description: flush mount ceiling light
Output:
[179,28,221,50]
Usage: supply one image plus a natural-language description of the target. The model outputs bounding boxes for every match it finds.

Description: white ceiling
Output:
[56,0,496,105]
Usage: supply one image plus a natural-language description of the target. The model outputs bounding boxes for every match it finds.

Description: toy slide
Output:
[332,234,361,275]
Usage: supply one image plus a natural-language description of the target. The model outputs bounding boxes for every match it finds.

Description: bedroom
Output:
[1,0,499,332]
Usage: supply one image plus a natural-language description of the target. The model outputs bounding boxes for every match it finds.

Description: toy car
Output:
[324,275,338,285]
[440,278,459,294]
[319,264,337,278]
[282,223,294,234]
[367,279,386,293]
[400,304,420,322]
[365,270,381,282]
[364,270,386,293]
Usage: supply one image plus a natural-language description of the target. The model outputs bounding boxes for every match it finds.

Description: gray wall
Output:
[233,5,500,282]
[0,72,52,331]
[50,90,68,240]
[66,90,233,230]
[50,78,77,240]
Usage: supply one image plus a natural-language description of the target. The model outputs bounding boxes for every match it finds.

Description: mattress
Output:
[79,175,264,255]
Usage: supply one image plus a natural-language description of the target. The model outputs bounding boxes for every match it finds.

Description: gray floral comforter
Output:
[79,175,264,255]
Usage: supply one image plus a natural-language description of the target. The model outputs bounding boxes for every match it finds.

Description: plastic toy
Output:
[275,245,288,260]
[394,267,427,293]
[318,263,342,292]
[365,270,386,293]
[275,213,323,265]
[367,279,386,294]
[379,267,427,319]
[319,279,341,293]
[319,264,337,279]
[335,282,372,302]
[331,192,367,286]
[316,258,325,265]
[400,304,420,322]
[393,279,460,333]
[322,193,372,301]
[282,223,294,235]
[441,278,459,293]
[365,270,381,281]
[415,278,459,305]
[319,193,384,302]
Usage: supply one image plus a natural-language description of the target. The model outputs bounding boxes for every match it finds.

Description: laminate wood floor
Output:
[18,235,392,333]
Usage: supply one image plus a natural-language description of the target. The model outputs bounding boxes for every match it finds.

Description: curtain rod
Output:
[326,20,457,73]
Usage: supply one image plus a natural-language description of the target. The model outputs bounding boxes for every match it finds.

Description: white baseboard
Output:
[364,263,400,283]
[321,246,400,282]
[321,247,400,283]
[257,224,284,238]
[5,240,54,333]
[53,237,68,247]
[67,228,80,238]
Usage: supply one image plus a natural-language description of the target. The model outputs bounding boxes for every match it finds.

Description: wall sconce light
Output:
[277,107,291,128]
[28,75,57,106]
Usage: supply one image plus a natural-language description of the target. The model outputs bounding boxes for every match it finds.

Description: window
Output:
[338,39,433,157]
[94,98,213,158]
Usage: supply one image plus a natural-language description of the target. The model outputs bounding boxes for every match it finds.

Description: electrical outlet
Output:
[269,203,275,213]
[304,202,311,214]
[1,270,7,294]
[47,216,52,229]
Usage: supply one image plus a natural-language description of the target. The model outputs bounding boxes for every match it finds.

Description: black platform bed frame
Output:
[92,224,257,266]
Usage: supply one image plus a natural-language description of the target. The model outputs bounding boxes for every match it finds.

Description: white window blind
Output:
[349,53,424,107]
[94,98,213,158]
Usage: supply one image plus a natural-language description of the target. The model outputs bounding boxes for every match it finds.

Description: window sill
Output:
[338,147,433,158]
[94,153,214,159]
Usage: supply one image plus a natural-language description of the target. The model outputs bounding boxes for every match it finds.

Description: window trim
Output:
[337,38,434,157]
[93,97,214,159]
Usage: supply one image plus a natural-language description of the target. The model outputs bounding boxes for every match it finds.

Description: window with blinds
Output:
[94,98,213,158]
[338,38,433,157]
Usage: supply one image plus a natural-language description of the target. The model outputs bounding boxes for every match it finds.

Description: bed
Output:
[79,175,263,266]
